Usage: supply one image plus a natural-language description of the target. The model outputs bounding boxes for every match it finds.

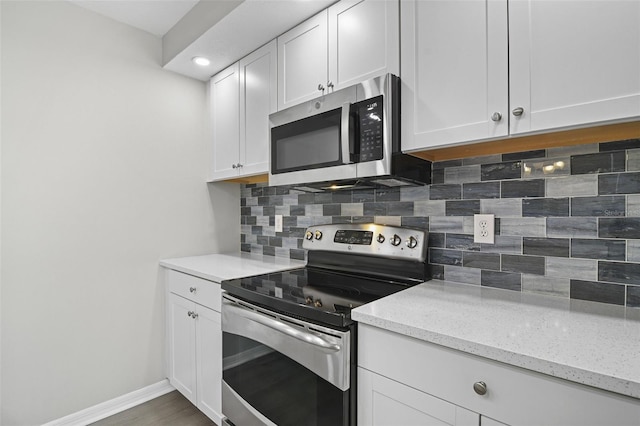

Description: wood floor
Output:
[91,391,216,426]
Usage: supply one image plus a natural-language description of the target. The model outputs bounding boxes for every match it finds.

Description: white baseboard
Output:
[43,379,175,426]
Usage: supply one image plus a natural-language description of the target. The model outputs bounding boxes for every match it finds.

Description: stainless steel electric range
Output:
[220,223,429,426]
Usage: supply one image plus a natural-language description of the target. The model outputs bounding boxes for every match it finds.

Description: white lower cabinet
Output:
[358,324,640,426]
[166,270,222,424]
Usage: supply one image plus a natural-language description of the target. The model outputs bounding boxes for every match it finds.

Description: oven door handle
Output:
[225,302,341,353]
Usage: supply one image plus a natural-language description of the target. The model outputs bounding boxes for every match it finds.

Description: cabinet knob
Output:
[232,164,237,169]
[237,163,243,168]
[491,112,502,122]
[318,83,325,92]
[191,312,198,319]
[189,287,196,293]
[473,381,487,395]
[512,107,524,117]
[327,81,334,90]
[187,310,194,318]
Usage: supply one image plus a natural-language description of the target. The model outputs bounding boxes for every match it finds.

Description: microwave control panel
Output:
[355,95,384,162]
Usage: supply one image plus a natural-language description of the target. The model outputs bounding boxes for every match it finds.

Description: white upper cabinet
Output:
[508,0,640,134]
[402,0,640,152]
[401,0,508,151]
[328,0,399,91]
[278,11,329,110]
[278,0,399,110]
[209,63,241,180]
[209,41,277,181]
[239,40,278,177]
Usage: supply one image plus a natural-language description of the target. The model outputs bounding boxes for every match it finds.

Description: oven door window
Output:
[223,333,347,426]
[271,108,343,174]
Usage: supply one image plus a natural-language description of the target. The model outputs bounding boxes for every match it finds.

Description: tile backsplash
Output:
[240,138,640,308]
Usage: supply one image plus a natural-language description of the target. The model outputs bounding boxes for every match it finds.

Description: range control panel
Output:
[302,224,428,262]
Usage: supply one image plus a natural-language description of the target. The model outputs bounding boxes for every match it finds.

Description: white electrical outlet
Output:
[275,215,283,233]
[474,214,495,244]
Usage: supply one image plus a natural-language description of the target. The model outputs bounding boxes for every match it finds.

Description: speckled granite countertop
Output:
[160,252,305,282]
[352,280,640,399]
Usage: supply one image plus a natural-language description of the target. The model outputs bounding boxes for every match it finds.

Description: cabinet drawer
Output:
[358,324,640,426]
[166,269,221,312]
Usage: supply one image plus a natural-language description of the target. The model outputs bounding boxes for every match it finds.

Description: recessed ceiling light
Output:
[192,56,210,66]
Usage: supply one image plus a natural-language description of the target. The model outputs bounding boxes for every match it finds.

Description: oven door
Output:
[221,294,352,426]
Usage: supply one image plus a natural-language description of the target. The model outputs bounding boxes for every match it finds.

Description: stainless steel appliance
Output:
[269,74,431,189]
[221,223,429,426]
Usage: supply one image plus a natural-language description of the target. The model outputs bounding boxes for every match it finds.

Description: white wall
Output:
[0,1,239,424]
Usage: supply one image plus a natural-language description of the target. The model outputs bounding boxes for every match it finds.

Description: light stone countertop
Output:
[352,280,640,399]
[160,252,305,283]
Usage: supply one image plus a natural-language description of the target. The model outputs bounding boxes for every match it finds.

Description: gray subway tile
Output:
[480,236,522,254]
[444,266,481,285]
[547,217,598,238]
[289,249,306,260]
[429,216,464,233]
[352,189,375,202]
[503,149,546,161]
[463,182,501,199]
[546,257,598,281]
[522,275,570,297]
[502,254,545,275]
[388,202,415,216]
[571,151,626,175]
[363,202,388,216]
[481,270,522,291]
[599,218,640,239]
[414,199,446,216]
[500,217,546,237]
[629,149,640,172]
[523,198,569,217]
[323,204,341,216]
[433,159,463,170]
[341,203,364,216]
[331,191,352,204]
[430,248,463,266]
[463,252,501,270]
[446,200,480,216]
[428,233,445,248]
[570,279,625,305]
[446,234,481,251]
[375,188,401,202]
[432,169,445,184]
[599,172,640,195]
[628,286,640,308]
[547,143,598,157]
[599,138,640,152]
[401,216,429,229]
[481,198,522,216]
[430,184,462,200]
[400,186,429,201]
[523,237,570,257]
[501,179,545,198]
[374,216,401,226]
[546,175,598,197]
[571,239,626,261]
[481,161,522,181]
[571,196,625,217]
[444,165,481,184]
[306,204,324,216]
[599,261,640,285]
[429,264,445,280]
[290,205,305,216]
[462,154,502,165]
[628,240,640,262]
[629,195,640,217]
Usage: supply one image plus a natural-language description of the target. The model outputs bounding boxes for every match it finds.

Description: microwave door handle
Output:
[341,103,353,164]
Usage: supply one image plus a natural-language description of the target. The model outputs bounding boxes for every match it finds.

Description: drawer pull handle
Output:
[473,381,487,396]
[189,287,196,293]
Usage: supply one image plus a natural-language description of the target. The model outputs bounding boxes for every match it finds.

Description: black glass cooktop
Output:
[221,267,415,328]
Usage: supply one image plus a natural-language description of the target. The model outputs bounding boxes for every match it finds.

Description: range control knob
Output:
[390,234,402,246]
[314,299,323,308]
[406,236,418,249]
[305,231,313,240]
[314,230,323,240]
[377,234,385,243]
[305,296,314,305]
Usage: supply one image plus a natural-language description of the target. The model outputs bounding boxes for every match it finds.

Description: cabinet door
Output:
[210,63,240,180]
[328,0,399,91]
[278,10,328,110]
[195,305,223,424]
[167,293,197,404]
[509,0,640,134]
[401,0,508,151]
[239,40,277,177]
[358,367,479,426]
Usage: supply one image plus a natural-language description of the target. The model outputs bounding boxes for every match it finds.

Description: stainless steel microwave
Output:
[269,74,430,189]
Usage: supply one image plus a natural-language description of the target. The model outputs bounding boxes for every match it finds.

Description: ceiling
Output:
[69,0,336,81]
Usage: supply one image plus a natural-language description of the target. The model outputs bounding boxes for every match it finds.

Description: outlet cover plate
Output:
[275,215,283,233]
[474,214,495,244]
